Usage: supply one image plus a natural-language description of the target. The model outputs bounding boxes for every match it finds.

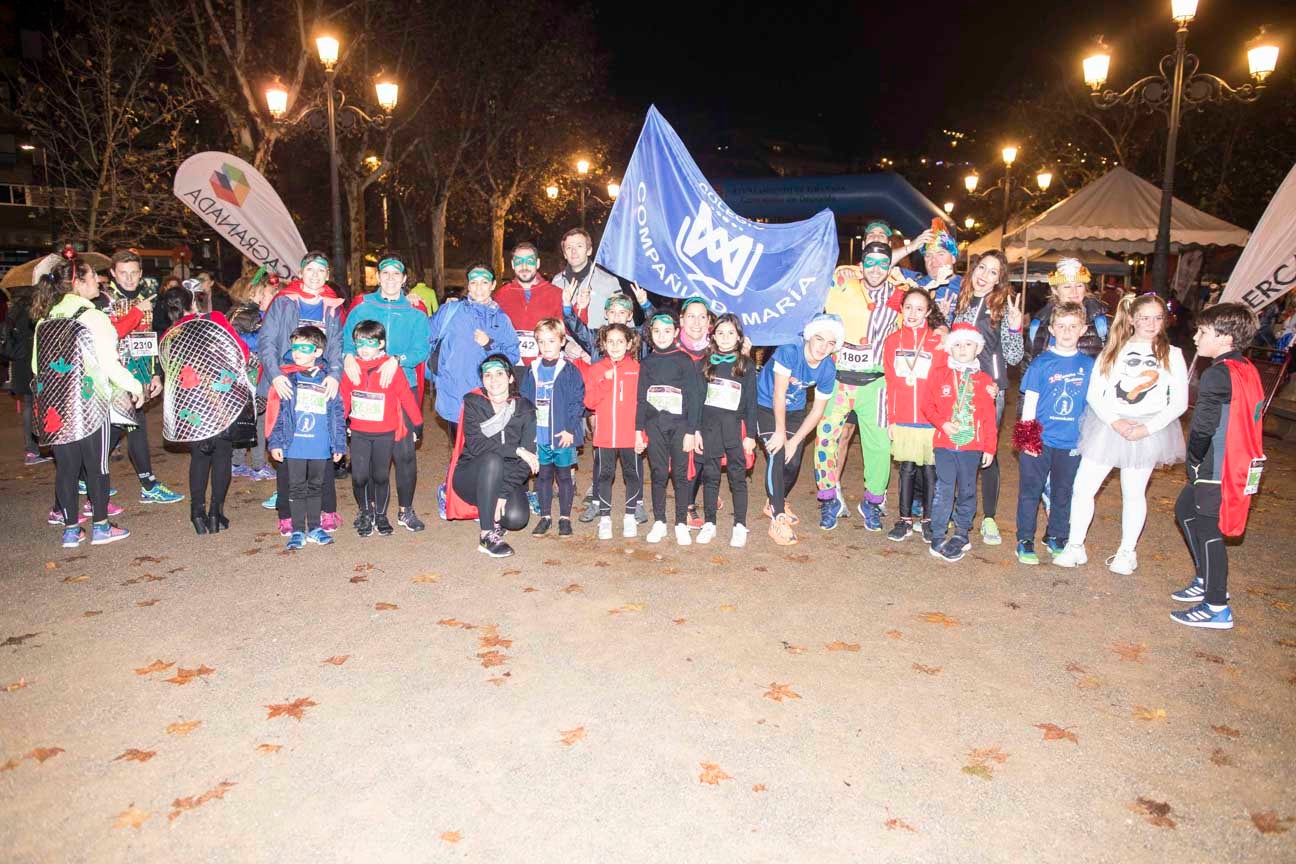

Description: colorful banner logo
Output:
[210,163,251,207]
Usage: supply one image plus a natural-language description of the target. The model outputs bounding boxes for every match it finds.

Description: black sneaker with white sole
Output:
[397,507,425,532]
[886,519,912,542]
[578,496,599,523]
[478,528,514,557]
[1170,576,1229,603]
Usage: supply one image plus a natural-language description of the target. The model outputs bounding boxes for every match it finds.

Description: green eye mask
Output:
[863,254,892,269]
[356,337,382,348]
[511,254,538,266]
[291,342,319,354]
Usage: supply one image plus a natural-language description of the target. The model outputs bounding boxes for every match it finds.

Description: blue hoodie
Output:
[429,299,520,422]
[266,361,347,460]
[343,292,431,388]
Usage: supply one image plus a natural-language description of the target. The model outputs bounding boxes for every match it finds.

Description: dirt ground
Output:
[1,406,1294,863]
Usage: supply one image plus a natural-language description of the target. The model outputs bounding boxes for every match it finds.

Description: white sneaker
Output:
[1052,543,1088,568]
[730,523,748,548]
[674,523,692,546]
[696,522,716,544]
[1106,549,1138,575]
[622,514,637,539]
[597,516,613,540]
[646,521,668,543]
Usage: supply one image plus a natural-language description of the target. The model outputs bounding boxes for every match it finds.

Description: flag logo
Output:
[210,163,250,207]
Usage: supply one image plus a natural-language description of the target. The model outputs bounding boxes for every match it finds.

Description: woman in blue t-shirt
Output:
[754,313,843,546]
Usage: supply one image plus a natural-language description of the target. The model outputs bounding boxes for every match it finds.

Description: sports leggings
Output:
[189,436,233,514]
[54,421,110,525]
[350,429,395,514]
[896,461,935,523]
[596,447,642,516]
[976,392,1006,519]
[701,433,748,525]
[645,417,690,523]
[757,405,807,517]
[392,411,418,509]
[452,452,531,532]
[1066,457,1154,553]
[277,454,336,518]
[536,463,575,517]
[110,419,156,490]
[1176,482,1226,605]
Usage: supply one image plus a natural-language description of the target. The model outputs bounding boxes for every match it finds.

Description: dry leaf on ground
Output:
[134,660,173,676]
[885,630,904,640]
[477,650,508,668]
[1128,797,1176,828]
[1211,724,1241,738]
[168,780,236,821]
[825,641,860,652]
[885,817,917,833]
[62,574,89,584]
[135,599,160,608]
[255,743,282,754]
[761,683,801,703]
[1133,706,1167,721]
[441,831,462,843]
[411,574,439,583]
[349,574,368,584]
[374,602,398,611]
[113,749,156,763]
[1034,723,1079,744]
[131,555,165,566]
[112,805,151,830]
[672,618,687,625]
[478,635,512,649]
[752,784,767,792]
[559,727,586,746]
[25,747,64,763]
[962,746,1008,780]
[321,655,349,666]
[1112,642,1147,662]
[920,612,960,628]
[163,665,216,685]
[1250,810,1294,834]
[265,697,318,721]
[698,762,732,785]
[912,663,942,675]
[165,720,201,736]
[4,677,29,693]
[437,618,474,629]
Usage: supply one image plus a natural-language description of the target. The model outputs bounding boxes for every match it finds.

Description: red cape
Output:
[1219,358,1265,537]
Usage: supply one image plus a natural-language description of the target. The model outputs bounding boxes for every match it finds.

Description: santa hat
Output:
[803,312,845,347]
[946,322,984,348]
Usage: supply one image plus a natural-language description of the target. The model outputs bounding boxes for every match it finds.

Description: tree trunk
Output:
[86,188,103,253]
[345,174,367,292]
[429,193,449,300]
[490,196,508,281]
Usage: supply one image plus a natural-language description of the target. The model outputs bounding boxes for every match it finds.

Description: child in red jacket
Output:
[340,319,423,538]
[922,322,998,562]
[583,323,642,540]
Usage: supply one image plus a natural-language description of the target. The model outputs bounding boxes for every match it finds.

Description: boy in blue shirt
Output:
[267,325,347,550]
[1012,302,1094,564]
[520,318,585,536]
[755,313,842,546]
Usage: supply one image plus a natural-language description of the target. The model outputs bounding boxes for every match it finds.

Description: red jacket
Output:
[584,355,640,448]
[883,326,945,427]
[340,355,423,440]
[922,364,998,453]
[494,278,562,363]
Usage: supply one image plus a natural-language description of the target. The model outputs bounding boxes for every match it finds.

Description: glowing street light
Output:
[265,77,289,119]
[316,35,339,69]
[546,185,559,199]
[943,201,955,215]
[576,159,590,176]
[964,216,975,230]
[374,76,399,112]
[607,182,620,199]
[1001,145,1018,166]
[964,174,979,193]
[1248,28,1279,82]
[1036,170,1053,192]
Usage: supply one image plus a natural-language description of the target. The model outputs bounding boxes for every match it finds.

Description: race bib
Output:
[349,390,385,422]
[895,349,933,382]
[296,382,328,415]
[126,331,158,358]
[836,341,875,373]
[705,378,742,412]
[1245,457,1265,496]
[517,331,539,358]
[646,385,683,415]
[535,398,551,428]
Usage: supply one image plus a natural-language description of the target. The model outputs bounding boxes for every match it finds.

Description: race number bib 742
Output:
[517,331,539,358]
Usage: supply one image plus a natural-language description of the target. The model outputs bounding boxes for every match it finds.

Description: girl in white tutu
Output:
[1054,294,1187,574]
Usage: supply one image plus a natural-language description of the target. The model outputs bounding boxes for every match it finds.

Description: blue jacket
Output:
[429,298,520,422]
[342,292,431,388]
[519,357,586,448]
[266,362,347,459]
[257,284,344,399]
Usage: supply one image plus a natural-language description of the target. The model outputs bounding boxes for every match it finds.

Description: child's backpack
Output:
[443,389,480,521]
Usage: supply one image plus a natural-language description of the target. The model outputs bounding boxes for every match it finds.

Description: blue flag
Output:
[596,107,839,344]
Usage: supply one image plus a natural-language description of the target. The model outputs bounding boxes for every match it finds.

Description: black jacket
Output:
[460,391,537,463]
[2,296,36,395]
[636,344,704,432]
[1187,350,1241,483]
[701,357,757,442]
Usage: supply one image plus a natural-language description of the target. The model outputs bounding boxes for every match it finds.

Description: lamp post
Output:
[1082,2,1278,295]
[576,158,591,229]
[20,143,56,250]
[546,162,618,229]
[964,147,1051,248]
[265,35,398,282]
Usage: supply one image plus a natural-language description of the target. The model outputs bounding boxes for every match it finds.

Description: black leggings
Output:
[287,458,326,532]
[597,447,642,516]
[645,418,689,523]
[896,461,935,523]
[110,419,156,490]
[702,429,748,525]
[756,405,807,516]
[351,430,395,514]
[393,415,418,508]
[189,436,233,514]
[1176,481,1227,605]
[537,463,575,517]
[277,454,336,518]
[54,421,111,525]
[452,452,531,532]
[978,394,1006,519]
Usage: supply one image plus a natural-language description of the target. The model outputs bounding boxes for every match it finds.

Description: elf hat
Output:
[946,322,984,349]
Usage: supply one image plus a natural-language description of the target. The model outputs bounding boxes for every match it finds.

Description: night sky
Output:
[594,0,1291,159]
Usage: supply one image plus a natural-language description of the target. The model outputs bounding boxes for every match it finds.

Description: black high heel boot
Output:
[206,505,229,534]
[191,508,209,535]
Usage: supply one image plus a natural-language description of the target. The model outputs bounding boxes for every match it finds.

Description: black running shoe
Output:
[532,516,552,536]
[479,528,514,557]
[354,511,374,538]
[397,507,425,532]
[374,512,394,536]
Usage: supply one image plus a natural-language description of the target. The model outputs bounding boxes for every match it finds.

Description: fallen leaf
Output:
[543,559,561,566]
[437,618,474,629]
[884,817,917,833]
[486,677,507,686]
[1034,723,1079,744]
[502,568,522,576]
[969,747,1008,764]
[1112,642,1147,662]
[663,566,681,575]
[754,566,768,572]
[168,780,236,821]
[374,602,398,611]
[266,697,317,721]
[752,784,768,793]
[672,618,687,625]
[349,574,368,584]
[477,650,508,668]
[698,762,732,785]
[609,603,645,615]
[1,633,41,647]
[411,574,439,583]
[784,553,811,564]
[61,574,89,584]
[885,630,903,640]
[4,677,29,693]
[962,764,994,781]
[709,555,728,565]
[112,805,151,830]
[719,604,736,613]
[135,599,160,608]
[1064,661,1087,674]
[825,641,860,652]
[44,562,57,570]
[113,749,156,763]
[83,611,102,617]
[559,727,586,746]
[912,663,943,676]
[131,555,165,566]
[522,587,538,593]
[165,720,201,736]
[321,655,350,666]
[1276,639,1296,648]
[1211,724,1241,739]
[134,659,174,676]
[353,563,379,573]
[1210,748,1233,766]
[781,642,806,654]
[1004,601,1022,610]
[1192,650,1226,665]
[440,831,462,844]
[561,583,584,594]
[761,682,801,703]
[919,612,960,628]
[1133,706,1167,721]
[163,665,216,685]
[25,747,64,763]
[1076,674,1102,690]
[0,758,19,772]
[592,560,609,567]
[478,635,512,649]
[1250,810,1294,835]
[1128,797,1176,828]
[255,743,282,755]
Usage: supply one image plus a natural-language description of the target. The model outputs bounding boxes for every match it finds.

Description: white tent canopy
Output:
[966,166,1250,258]
[1007,248,1132,282]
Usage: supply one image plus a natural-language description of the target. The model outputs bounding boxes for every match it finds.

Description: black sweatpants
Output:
[277,453,336,519]
[54,421,111,525]
[597,447,642,516]
[452,452,531,532]
[756,405,807,517]
[110,418,156,490]
[977,392,1006,520]
[701,423,748,525]
[351,429,395,514]
[645,417,690,524]
[896,461,936,524]
[287,458,327,533]
[536,462,575,518]
[392,413,418,509]
[189,435,233,514]
[1176,481,1227,605]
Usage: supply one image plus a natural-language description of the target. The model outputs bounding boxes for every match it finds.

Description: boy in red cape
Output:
[1170,303,1266,630]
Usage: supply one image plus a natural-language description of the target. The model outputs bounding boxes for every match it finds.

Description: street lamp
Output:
[1082,3,1278,295]
[546,185,559,199]
[607,182,620,200]
[265,34,398,281]
[943,201,955,215]
[964,216,975,230]
[964,145,1049,244]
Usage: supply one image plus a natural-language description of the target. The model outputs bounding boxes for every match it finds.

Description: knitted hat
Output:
[946,322,984,348]
[803,312,845,346]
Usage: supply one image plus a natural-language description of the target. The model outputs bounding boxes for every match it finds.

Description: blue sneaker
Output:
[231,464,254,479]
[1170,602,1233,630]
[929,537,966,562]
[857,499,883,532]
[818,496,845,531]
[285,531,305,550]
[1170,577,1230,604]
[139,482,184,504]
[79,480,117,497]
[1042,535,1066,557]
[527,490,541,515]
[91,521,130,545]
[61,526,85,548]
[437,483,447,520]
[306,527,333,546]
[1016,540,1039,565]
[261,492,279,510]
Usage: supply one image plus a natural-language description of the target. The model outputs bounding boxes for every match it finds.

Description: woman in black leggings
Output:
[450,354,538,557]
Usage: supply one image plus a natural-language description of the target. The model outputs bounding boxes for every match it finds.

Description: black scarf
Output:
[562,260,593,285]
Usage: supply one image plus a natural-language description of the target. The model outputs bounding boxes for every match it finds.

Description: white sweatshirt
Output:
[1085,341,1187,433]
